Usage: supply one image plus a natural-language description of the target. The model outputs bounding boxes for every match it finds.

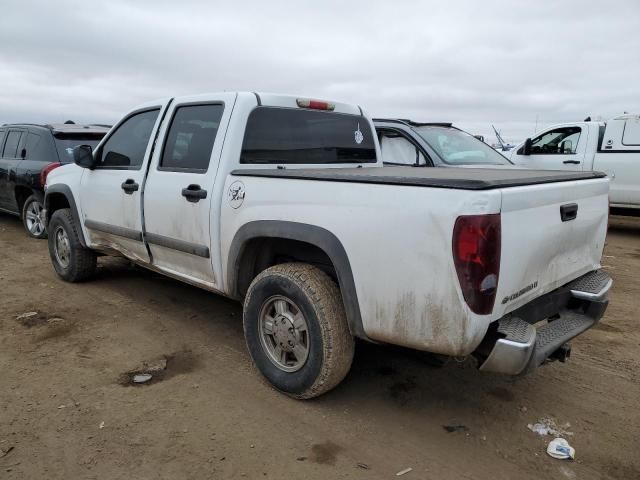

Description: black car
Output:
[0,123,109,238]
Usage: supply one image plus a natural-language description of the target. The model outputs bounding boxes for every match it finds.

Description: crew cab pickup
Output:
[506,114,640,214]
[44,92,612,399]
[374,118,512,167]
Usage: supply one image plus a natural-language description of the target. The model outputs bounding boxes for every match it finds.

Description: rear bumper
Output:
[477,269,611,375]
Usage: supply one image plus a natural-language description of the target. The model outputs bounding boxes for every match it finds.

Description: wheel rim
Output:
[259,295,310,372]
[53,226,71,269]
[25,200,45,236]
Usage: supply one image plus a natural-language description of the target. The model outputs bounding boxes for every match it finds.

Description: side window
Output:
[160,104,224,172]
[2,131,23,158]
[24,132,42,161]
[530,127,581,155]
[98,109,160,169]
[379,131,426,165]
[622,118,640,146]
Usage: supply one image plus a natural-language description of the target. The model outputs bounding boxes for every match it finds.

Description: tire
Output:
[47,208,97,282]
[22,193,47,239]
[243,263,355,399]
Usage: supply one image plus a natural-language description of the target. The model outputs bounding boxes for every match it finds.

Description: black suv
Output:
[0,123,109,238]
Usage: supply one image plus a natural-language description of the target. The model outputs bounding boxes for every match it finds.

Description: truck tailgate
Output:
[494,177,609,317]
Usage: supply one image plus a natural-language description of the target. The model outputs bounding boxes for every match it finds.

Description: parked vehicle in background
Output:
[506,114,640,214]
[0,123,109,237]
[45,92,611,399]
[374,119,512,167]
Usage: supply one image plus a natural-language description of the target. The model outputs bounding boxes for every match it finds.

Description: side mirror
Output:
[20,148,26,159]
[73,145,97,169]
[522,138,533,156]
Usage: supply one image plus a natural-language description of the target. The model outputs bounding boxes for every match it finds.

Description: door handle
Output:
[563,160,581,165]
[181,184,207,203]
[121,178,139,194]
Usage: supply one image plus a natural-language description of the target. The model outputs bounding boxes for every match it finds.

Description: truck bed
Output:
[231,166,606,190]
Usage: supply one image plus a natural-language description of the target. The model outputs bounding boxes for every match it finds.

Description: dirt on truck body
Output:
[0,213,639,479]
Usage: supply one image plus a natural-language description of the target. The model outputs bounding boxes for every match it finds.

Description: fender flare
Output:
[227,220,367,340]
[44,185,87,247]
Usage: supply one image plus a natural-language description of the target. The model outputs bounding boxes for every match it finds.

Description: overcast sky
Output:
[1,0,638,143]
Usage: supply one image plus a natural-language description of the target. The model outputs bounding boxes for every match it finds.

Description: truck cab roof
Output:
[139,92,363,117]
[373,118,453,128]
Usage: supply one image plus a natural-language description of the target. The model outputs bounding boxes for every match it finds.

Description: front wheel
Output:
[243,263,355,399]
[47,209,97,282]
[22,193,47,239]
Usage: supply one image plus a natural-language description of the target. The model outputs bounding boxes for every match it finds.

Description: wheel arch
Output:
[14,185,37,213]
[44,185,87,247]
[227,220,367,340]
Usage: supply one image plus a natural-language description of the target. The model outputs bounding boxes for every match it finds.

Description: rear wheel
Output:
[243,263,354,399]
[22,193,47,239]
[47,208,97,282]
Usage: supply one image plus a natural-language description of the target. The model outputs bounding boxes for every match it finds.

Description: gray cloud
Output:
[1,0,638,143]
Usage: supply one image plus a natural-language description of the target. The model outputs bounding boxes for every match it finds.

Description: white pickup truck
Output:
[44,92,612,399]
[507,114,640,214]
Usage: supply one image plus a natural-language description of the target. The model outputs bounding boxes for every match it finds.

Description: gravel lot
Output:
[1,213,638,479]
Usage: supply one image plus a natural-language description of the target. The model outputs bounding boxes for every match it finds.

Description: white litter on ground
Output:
[547,438,575,460]
[396,467,412,476]
[527,417,573,437]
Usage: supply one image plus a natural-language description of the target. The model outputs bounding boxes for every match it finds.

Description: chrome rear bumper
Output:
[479,269,612,375]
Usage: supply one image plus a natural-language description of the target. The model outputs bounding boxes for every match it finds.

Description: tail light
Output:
[452,214,501,315]
[40,162,62,187]
[296,98,335,111]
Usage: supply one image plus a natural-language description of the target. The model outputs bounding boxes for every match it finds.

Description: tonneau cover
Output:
[231,167,606,190]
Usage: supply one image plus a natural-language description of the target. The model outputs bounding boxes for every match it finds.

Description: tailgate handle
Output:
[560,203,578,222]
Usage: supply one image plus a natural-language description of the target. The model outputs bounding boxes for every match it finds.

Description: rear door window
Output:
[240,107,377,164]
[2,131,23,158]
[24,132,44,161]
[160,104,224,172]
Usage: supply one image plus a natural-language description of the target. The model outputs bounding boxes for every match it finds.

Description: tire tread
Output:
[48,208,97,282]
[244,263,354,399]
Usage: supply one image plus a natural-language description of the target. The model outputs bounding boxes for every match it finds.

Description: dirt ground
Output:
[1,213,639,480]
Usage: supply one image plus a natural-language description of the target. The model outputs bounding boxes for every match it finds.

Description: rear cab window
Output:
[240,107,377,164]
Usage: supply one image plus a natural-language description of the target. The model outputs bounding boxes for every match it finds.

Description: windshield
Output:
[54,135,105,163]
[414,126,511,166]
